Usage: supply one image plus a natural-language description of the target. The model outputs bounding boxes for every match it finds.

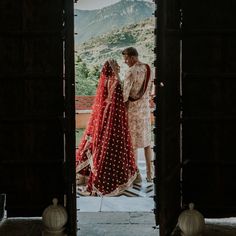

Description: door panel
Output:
[155,0,181,235]
[0,0,65,216]
[182,0,236,217]
[64,0,77,234]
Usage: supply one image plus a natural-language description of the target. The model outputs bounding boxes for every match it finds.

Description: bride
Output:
[76,59,137,196]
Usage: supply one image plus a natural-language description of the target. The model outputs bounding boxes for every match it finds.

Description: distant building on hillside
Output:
[75,96,94,129]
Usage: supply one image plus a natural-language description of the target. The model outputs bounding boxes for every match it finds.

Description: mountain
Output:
[75,17,155,76]
[74,0,155,45]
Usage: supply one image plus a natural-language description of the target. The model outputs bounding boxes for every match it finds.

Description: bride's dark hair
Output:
[102,61,113,77]
[102,59,117,78]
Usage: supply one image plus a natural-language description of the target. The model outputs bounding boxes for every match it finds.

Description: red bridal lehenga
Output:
[76,59,137,196]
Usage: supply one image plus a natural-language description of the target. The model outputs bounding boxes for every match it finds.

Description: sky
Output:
[74,0,152,10]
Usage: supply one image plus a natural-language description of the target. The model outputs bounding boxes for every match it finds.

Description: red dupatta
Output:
[76,60,137,196]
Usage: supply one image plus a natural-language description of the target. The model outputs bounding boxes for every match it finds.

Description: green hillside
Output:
[75,17,155,95]
[76,17,155,69]
[74,0,154,44]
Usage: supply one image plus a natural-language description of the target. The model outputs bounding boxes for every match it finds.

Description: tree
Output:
[75,56,100,95]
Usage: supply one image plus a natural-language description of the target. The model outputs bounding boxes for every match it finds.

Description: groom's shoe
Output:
[133,170,142,184]
[76,174,86,185]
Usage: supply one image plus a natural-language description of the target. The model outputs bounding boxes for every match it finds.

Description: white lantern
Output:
[178,203,205,236]
[42,198,68,233]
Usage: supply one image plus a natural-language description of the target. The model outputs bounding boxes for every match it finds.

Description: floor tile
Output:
[100,197,154,212]
[77,197,103,212]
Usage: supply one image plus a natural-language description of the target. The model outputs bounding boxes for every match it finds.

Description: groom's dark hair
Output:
[122,47,138,57]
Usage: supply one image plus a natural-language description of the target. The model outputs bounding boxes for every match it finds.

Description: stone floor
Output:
[78,214,236,236]
[0,218,42,236]
[0,213,158,236]
[1,215,236,236]
[77,196,154,212]
[1,148,236,235]
[173,218,236,236]
[77,212,158,236]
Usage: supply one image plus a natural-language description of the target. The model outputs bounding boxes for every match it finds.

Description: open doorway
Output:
[73,0,157,234]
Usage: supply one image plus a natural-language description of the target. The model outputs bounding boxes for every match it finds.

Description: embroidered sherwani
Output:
[123,62,152,149]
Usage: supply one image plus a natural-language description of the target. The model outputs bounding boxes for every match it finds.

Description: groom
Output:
[122,47,153,183]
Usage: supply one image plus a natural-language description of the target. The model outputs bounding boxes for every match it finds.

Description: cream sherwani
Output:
[123,62,153,148]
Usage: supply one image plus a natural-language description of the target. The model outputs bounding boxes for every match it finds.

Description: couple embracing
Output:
[76,47,153,196]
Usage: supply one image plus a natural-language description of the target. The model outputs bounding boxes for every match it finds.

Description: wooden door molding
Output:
[155,0,182,235]
[63,0,77,235]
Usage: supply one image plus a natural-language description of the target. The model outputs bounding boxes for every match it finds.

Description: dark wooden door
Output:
[181,0,236,217]
[156,0,236,234]
[155,0,181,235]
[0,0,76,233]
[64,1,77,234]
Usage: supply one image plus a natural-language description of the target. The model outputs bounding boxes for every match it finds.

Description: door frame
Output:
[64,0,77,235]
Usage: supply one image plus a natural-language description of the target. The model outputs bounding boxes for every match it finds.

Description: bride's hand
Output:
[114,64,120,79]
